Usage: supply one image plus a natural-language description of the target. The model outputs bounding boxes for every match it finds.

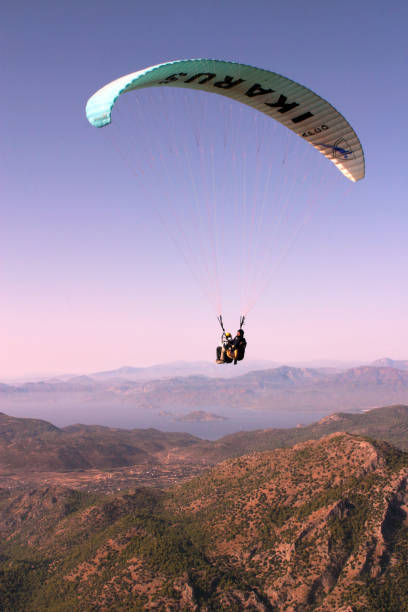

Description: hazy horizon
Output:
[0,355,396,383]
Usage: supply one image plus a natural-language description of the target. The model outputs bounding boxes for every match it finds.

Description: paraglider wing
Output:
[86,59,364,182]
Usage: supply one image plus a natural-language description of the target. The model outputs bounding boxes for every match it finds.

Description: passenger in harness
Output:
[216,332,234,364]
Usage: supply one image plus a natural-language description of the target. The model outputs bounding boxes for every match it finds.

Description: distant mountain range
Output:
[2,364,408,439]
[370,357,408,370]
[50,359,283,382]
[87,356,408,378]
[2,364,408,410]
[4,356,406,386]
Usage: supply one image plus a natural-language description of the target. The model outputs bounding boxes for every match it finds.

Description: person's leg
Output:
[216,346,225,363]
[224,348,233,363]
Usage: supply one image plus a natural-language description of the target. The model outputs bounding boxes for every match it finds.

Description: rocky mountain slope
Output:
[0,433,407,610]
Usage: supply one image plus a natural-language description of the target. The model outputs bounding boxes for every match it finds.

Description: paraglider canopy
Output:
[86,58,365,182]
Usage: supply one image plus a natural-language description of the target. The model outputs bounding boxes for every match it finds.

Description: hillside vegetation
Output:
[1,433,408,611]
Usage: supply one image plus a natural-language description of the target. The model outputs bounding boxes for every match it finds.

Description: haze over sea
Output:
[1,397,327,440]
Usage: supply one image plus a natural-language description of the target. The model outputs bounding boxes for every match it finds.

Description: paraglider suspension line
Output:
[218,314,246,332]
[217,315,225,333]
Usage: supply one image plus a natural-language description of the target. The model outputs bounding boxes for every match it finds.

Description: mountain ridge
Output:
[2,404,408,473]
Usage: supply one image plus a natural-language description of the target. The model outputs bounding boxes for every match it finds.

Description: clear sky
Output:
[1,0,407,378]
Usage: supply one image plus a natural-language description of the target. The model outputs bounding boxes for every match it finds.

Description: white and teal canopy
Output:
[86,58,364,182]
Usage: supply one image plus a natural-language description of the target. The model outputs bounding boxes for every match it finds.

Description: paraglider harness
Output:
[217,315,247,364]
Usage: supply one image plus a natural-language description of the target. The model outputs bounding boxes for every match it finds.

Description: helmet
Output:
[225,332,232,338]
[237,329,244,335]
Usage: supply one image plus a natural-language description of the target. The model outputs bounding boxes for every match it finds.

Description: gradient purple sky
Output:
[1,1,408,378]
